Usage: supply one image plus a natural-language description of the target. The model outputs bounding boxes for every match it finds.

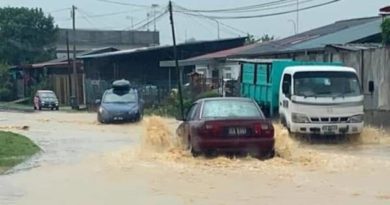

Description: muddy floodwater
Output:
[1,111,390,205]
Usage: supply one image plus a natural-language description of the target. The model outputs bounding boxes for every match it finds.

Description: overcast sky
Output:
[1,0,389,44]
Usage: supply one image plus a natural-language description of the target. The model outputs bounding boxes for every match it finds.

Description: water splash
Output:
[106,117,390,173]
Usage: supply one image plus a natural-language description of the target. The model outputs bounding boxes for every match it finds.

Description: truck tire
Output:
[280,116,287,127]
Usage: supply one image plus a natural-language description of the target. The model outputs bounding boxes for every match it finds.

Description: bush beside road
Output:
[0,131,40,173]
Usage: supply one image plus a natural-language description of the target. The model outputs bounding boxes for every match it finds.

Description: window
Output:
[282,74,291,84]
[225,73,232,79]
[202,100,263,119]
[294,71,361,98]
[266,64,272,83]
[103,91,138,103]
[197,68,206,75]
[39,91,56,98]
[224,67,231,71]
[186,104,198,121]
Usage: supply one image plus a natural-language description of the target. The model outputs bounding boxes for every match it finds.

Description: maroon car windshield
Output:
[201,100,264,119]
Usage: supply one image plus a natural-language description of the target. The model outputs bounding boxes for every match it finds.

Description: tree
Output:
[0,63,14,101]
[0,7,58,65]
[246,34,275,44]
[382,18,390,46]
[259,34,275,43]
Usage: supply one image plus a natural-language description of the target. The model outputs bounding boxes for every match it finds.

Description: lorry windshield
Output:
[294,71,361,98]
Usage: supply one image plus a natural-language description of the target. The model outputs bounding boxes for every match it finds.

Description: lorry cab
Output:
[279,66,364,135]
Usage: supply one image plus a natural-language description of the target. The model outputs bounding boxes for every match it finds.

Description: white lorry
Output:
[279,66,364,135]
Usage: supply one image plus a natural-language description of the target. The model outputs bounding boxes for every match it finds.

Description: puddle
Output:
[0,125,29,131]
[105,116,390,174]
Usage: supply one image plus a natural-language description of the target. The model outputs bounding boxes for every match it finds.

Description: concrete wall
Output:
[56,29,159,58]
[329,48,390,110]
[195,62,240,80]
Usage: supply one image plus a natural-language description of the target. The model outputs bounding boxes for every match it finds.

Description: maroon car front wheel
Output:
[189,139,201,157]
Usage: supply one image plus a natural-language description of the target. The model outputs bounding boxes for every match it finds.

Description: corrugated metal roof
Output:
[227,58,292,63]
[80,37,247,59]
[159,44,257,66]
[185,44,257,61]
[326,43,382,51]
[17,47,118,69]
[40,47,119,65]
[234,16,381,56]
[286,19,382,51]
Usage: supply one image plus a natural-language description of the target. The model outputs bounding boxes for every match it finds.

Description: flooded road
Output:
[1,111,390,205]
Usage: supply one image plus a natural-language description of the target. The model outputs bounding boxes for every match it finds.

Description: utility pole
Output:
[288,19,297,34]
[66,31,72,99]
[168,1,184,119]
[146,13,150,31]
[126,16,135,30]
[210,19,220,39]
[216,20,220,39]
[152,4,159,31]
[71,5,79,108]
[296,0,299,33]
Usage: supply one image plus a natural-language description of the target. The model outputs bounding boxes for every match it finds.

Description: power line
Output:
[77,9,97,27]
[174,0,295,13]
[184,0,318,14]
[133,9,169,30]
[180,12,247,36]
[77,8,125,30]
[49,7,71,13]
[177,0,340,19]
[124,6,168,30]
[96,0,154,8]
[79,10,130,18]
[177,12,243,38]
[177,12,231,38]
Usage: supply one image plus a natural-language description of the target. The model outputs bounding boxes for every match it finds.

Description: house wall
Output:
[195,62,240,80]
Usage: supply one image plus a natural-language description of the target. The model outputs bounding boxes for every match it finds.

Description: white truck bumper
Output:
[290,122,363,135]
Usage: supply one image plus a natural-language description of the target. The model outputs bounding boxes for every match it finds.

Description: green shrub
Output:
[0,88,12,101]
[382,18,390,45]
[145,90,221,117]
[195,90,220,100]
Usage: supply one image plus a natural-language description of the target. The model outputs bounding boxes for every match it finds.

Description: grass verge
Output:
[0,131,40,174]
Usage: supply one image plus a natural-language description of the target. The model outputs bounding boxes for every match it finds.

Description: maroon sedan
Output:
[176,97,275,158]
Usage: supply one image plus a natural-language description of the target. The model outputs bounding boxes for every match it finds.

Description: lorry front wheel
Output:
[280,116,287,127]
[346,134,361,143]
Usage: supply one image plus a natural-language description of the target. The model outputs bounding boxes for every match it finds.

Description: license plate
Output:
[323,125,337,132]
[228,127,247,136]
[114,117,124,120]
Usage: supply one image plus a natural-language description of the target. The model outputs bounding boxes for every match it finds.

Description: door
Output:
[280,73,292,127]
[182,103,199,146]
